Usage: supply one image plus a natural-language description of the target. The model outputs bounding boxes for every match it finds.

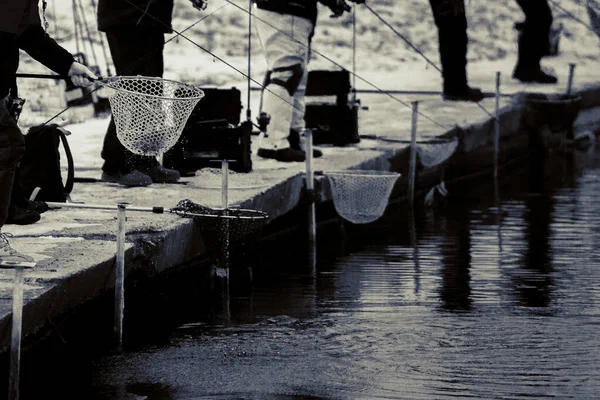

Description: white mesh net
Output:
[417,139,458,169]
[326,170,401,224]
[100,76,204,156]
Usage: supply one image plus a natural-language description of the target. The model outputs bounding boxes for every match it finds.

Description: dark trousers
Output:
[0,98,25,228]
[101,27,165,175]
[429,0,469,93]
[514,0,553,72]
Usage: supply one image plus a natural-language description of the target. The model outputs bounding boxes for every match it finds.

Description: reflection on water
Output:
[45,147,600,399]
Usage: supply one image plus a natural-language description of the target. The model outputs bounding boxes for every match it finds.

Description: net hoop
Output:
[99,76,205,101]
[98,76,205,157]
[326,170,401,224]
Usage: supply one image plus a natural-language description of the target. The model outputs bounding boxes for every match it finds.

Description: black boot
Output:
[443,85,485,102]
[288,129,323,158]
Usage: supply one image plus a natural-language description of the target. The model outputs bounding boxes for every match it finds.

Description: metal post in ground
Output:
[7,266,24,400]
[494,72,503,253]
[494,72,501,179]
[221,160,231,320]
[566,63,576,95]
[408,101,419,207]
[305,129,317,270]
[114,204,126,351]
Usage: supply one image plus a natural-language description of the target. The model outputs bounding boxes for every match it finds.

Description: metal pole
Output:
[494,72,501,179]
[114,204,126,351]
[221,160,230,270]
[408,101,419,206]
[8,266,24,400]
[247,0,252,121]
[305,129,316,269]
[566,63,576,95]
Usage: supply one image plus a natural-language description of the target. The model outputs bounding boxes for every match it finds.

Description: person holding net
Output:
[0,0,96,265]
[254,0,359,162]
[96,0,206,186]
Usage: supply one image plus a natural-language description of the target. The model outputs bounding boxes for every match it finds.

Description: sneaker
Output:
[0,233,35,267]
[443,86,485,102]
[101,170,152,187]
[6,207,41,225]
[146,164,181,183]
[513,68,558,84]
[257,147,306,162]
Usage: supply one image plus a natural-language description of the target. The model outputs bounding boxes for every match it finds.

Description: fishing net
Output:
[99,76,204,156]
[415,138,459,169]
[326,170,401,224]
[171,199,268,264]
[191,168,269,190]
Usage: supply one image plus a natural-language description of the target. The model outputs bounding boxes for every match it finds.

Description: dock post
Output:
[566,63,576,95]
[305,129,317,270]
[114,204,126,351]
[408,101,419,207]
[7,265,25,400]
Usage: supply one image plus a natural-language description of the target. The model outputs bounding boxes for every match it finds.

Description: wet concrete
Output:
[14,138,600,399]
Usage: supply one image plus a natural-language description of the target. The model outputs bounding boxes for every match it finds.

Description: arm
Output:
[17,25,97,86]
[17,25,74,77]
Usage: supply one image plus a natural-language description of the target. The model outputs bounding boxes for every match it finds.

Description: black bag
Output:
[18,123,74,202]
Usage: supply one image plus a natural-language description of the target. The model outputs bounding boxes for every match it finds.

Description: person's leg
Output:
[255,10,314,162]
[101,27,177,184]
[0,98,35,263]
[429,0,483,102]
[513,0,556,83]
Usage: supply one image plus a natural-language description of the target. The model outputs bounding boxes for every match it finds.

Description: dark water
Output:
[36,145,600,399]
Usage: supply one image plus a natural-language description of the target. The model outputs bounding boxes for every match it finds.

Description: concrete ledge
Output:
[2,82,600,355]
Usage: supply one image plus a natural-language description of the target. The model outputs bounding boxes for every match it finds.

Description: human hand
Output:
[190,0,208,11]
[67,62,97,87]
[328,0,351,18]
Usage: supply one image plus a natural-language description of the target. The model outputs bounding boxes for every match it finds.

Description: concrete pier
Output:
[2,65,600,357]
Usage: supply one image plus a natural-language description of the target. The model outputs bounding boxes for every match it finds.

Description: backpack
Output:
[18,123,75,202]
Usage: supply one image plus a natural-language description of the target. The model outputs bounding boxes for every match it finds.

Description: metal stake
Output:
[566,63,576,95]
[408,101,419,206]
[8,266,24,400]
[305,129,317,269]
[494,72,501,179]
[114,204,126,351]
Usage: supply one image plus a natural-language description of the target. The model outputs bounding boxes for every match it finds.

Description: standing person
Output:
[429,0,484,102]
[512,0,557,84]
[97,0,184,186]
[0,0,96,264]
[253,0,352,162]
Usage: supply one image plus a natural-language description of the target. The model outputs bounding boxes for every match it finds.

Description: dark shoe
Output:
[513,68,558,84]
[288,129,323,158]
[6,207,41,225]
[25,199,48,213]
[443,86,484,102]
[0,233,35,267]
[101,170,152,187]
[257,147,306,162]
[146,164,181,183]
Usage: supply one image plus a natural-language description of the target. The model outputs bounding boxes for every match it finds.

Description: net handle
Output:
[97,76,205,102]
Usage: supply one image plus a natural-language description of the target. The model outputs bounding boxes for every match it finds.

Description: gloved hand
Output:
[67,62,97,87]
[327,0,351,17]
[190,0,208,11]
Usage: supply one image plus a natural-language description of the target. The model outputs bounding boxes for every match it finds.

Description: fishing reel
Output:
[190,0,208,11]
